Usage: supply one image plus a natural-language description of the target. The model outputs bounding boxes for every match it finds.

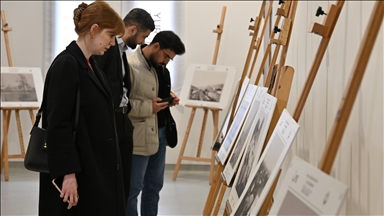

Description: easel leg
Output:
[1,110,12,180]
[197,108,209,158]
[172,107,197,181]
[210,109,220,184]
[15,110,26,156]
[204,164,224,215]
[213,183,227,216]
[29,109,36,124]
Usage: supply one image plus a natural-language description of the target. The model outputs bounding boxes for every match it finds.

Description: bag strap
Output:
[33,56,81,141]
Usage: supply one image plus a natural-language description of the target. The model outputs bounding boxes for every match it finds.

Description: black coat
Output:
[39,41,126,215]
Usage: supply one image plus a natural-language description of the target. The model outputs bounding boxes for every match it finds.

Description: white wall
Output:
[0,1,383,215]
[1,1,44,162]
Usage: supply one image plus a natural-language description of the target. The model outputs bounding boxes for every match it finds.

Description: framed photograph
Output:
[229,109,300,216]
[269,156,348,216]
[211,77,250,151]
[215,85,258,165]
[179,64,237,109]
[226,93,277,210]
[1,67,44,107]
[222,87,267,185]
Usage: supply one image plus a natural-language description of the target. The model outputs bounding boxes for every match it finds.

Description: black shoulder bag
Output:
[24,86,80,173]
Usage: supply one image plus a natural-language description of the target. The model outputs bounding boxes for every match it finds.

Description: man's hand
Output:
[152,97,168,113]
[170,92,180,107]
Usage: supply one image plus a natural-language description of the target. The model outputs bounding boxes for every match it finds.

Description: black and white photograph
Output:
[221,105,247,151]
[226,94,277,210]
[234,117,265,197]
[179,64,237,109]
[188,69,225,102]
[216,85,258,164]
[233,134,284,216]
[240,109,300,216]
[1,67,43,107]
[1,73,37,102]
[228,97,262,168]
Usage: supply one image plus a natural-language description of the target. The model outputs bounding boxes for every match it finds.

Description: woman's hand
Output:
[61,173,79,209]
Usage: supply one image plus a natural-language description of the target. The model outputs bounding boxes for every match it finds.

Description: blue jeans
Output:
[126,127,166,216]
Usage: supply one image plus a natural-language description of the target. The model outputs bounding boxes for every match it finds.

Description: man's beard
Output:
[126,34,138,49]
[149,53,163,67]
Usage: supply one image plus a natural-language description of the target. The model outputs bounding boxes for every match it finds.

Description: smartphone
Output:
[158,97,174,105]
[52,178,62,194]
[52,178,79,201]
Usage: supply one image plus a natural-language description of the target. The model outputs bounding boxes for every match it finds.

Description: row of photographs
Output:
[211,77,348,216]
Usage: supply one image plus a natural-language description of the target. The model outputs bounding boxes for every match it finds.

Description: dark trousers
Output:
[115,112,134,204]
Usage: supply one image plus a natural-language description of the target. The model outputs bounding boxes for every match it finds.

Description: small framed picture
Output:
[179,64,237,109]
[1,67,44,107]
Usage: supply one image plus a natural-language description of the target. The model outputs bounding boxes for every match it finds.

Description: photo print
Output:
[1,67,43,107]
[179,64,237,109]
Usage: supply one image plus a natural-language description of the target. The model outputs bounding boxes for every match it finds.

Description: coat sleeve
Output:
[46,55,82,179]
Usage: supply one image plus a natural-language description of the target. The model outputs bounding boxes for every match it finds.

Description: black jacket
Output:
[94,39,131,113]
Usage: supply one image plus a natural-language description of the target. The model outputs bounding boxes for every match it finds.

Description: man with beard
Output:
[126,31,185,216]
[94,8,154,206]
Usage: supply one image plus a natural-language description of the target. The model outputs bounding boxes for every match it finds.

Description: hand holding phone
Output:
[158,97,174,105]
[52,174,79,209]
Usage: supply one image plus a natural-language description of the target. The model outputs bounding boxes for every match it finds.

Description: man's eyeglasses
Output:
[162,49,173,61]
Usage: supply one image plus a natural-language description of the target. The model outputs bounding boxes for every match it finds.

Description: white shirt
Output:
[117,37,129,108]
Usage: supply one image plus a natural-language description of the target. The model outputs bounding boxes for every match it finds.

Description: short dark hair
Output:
[150,31,186,55]
[123,8,155,32]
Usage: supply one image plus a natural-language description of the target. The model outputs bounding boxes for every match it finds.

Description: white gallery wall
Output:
[0,1,383,215]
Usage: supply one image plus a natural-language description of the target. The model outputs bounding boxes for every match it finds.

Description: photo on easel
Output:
[211,77,250,151]
[268,156,348,216]
[1,67,43,107]
[179,64,237,109]
[222,87,268,184]
[230,109,300,216]
[216,85,258,165]
[211,79,249,151]
[226,93,277,210]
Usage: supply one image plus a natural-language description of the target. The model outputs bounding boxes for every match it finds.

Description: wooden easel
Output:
[293,0,345,121]
[172,6,227,185]
[225,1,298,215]
[254,0,291,86]
[229,0,268,127]
[320,0,383,174]
[0,10,39,181]
[203,1,297,215]
[252,3,299,214]
[257,1,345,215]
